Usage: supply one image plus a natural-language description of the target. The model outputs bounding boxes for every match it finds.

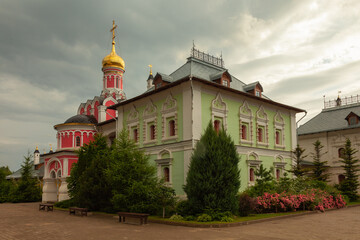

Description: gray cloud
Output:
[1,0,360,170]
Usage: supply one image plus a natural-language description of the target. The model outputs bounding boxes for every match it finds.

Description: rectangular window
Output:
[147,122,156,141]
[131,127,138,142]
[241,123,249,140]
[275,130,281,145]
[257,127,264,142]
[255,91,260,97]
[214,117,223,134]
[222,80,228,87]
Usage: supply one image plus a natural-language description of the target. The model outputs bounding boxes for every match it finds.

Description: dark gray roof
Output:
[243,81,263,92]
[298,103,360,135]
[64,114,98,124]
[156,73,173,83]
[168,57,248,92]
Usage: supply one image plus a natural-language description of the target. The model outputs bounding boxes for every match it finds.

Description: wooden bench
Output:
[39,203,54,211]
[69,207,88,216]
[117,212,150,225]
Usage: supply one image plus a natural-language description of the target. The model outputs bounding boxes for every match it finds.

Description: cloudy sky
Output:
[1,0,360,171]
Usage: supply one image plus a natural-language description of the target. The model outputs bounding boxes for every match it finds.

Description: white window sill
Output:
[240,139,252,145]
[162,135,178,142]
[257,142,269,147]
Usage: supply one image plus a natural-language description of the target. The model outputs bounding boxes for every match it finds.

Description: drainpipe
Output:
[190,75,194,149]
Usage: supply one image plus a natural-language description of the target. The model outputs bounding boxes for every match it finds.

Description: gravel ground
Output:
[0,202,359,240]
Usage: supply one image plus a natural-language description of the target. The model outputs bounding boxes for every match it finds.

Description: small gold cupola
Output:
[102,20,125,71]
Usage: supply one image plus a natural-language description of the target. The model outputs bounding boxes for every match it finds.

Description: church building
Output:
[41,22,304,202]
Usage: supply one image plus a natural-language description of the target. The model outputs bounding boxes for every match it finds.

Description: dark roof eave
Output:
[97,118,117,126]
[108,77,305,113]
[40,149,77,157]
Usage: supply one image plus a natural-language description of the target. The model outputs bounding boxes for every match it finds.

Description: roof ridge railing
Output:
[324,94,360,109]
[190,44,224,68]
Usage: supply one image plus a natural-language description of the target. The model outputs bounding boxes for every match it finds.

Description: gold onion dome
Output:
[102,42,125,70]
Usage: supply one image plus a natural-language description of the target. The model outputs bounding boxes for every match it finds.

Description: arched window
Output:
[150,124,155,140]
[338,148,345,158]
[249,168,255,182]
[163,167,170,182]
[276,169,280,180]
[258,128,263,142]
[241,124,247,140]
[76,136,81,147]
[57,170,61,178]
[50,171,56,179]
[338,174,345,184]
[116,76,119,88]
[214,120,220,134]
[275,131,280,145]
[169,120,175,136]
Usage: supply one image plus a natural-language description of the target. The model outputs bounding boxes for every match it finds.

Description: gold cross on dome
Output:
[110,20,118,42]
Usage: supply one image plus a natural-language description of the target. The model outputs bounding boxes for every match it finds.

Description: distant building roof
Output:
[298,101,360,135]
[6,164,44,180]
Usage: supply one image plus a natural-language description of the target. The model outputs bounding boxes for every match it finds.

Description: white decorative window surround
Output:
[256,106,269,147]
[239,101,253,145]
[155,149,173,186]
[246,152,262,186]
[273,155,286,180]
[211,93,228,130]
[143,101,157,144]
[161,94,178,141]
[274,111,285,149]
[127,105,140,143]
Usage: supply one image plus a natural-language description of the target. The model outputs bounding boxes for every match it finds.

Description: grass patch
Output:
[149,211,306,224]
[348,200,360,206]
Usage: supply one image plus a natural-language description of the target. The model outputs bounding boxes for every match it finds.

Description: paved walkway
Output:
[0,203,359,240]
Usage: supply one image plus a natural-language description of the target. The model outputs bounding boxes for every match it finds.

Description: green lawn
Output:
[149,211,307,225]
[348,200,360,206]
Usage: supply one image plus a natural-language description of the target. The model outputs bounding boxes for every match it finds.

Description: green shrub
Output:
[54,199,76,209]
[220,216,234,222]
[169,214,183,221]
[184,215,196,221]
[175,200,192,216]
[196,213,212,222]
[203,208,232,221]
[238,192,256,216]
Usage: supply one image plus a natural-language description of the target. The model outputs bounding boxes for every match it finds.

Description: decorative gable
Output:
[162,94,177,112]
[127,105,139,123]
[212,93,226,111]
[144,100,157,118]
[211,93,228,130]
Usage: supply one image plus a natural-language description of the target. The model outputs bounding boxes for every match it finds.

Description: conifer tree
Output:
[253,164,274,195]
[13,153,41,202]
[105,129,161,214]
[339,139,360,201]
[289,144,308,177]
[183,122,240,214]
[68,134,112,211]
[311,140,329,182]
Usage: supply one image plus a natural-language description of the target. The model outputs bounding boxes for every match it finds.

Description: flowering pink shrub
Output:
[255,189,346,213]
